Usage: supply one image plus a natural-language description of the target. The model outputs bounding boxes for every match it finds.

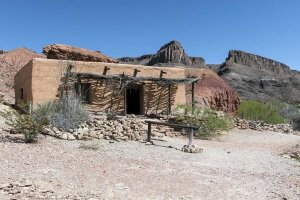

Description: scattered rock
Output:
[182,145,203,153]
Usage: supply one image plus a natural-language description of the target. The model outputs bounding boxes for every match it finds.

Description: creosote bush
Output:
[35,92,89,131]
[236,100,285,124]
[171,105,232,139]
[0,103,45,143]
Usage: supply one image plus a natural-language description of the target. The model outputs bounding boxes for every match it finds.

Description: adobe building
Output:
[14,58,198,115]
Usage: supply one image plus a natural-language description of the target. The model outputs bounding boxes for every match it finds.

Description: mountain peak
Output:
[158,40,182,51]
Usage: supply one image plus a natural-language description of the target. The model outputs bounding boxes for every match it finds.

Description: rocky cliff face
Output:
[118,40,206,68]
[224,50,292,75]
[185,69,240,114]
[43,44,118,63]
[147,40,191,66]
[219,50,300,104]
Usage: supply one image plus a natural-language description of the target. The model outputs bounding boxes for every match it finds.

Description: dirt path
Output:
[0,129,299,199]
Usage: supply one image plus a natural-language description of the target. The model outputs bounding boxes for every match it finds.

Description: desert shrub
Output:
[236,100,285,124]
[171,105,232,139]
[266,100,300,122]
[35,92,89,131]
[0,103,45,143]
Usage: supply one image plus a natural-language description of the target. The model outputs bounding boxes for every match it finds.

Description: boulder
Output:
[43,44,118,63]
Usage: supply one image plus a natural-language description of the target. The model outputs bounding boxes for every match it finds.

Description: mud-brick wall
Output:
[16,58,186,111]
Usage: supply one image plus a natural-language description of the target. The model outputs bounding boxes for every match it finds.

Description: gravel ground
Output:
[0,129,300,200]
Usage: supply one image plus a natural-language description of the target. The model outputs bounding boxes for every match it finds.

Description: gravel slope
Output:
[0,129,299,199]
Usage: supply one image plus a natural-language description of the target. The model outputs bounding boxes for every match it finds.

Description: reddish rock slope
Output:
[186,69,240,114]
[0,48,45,102]
[43,44,118,63]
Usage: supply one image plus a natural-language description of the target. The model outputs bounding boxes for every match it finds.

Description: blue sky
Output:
[1,0,299,70]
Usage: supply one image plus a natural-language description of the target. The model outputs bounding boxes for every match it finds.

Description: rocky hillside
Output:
[219,50,300,104]
[43,44,118,63]
[0,48,45,103]
[119,40,206,68]
[185,69,240,114]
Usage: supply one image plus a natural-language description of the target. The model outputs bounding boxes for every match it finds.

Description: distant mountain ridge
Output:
[222,50,293,75]
[219,50,300,104]
[119,40,206,68]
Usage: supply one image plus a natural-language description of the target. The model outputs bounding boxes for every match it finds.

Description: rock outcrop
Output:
[0,48,45,103]
[43,44,118,63]
[118,40,206,68]
[219,50,300,105]
[147,40,192,66]
[185,69,240,114]
[147,40,205,67]
[224,50,292,74]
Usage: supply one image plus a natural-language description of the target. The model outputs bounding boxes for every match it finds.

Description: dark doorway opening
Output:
[126,85,143,115]
[75,83,91,104]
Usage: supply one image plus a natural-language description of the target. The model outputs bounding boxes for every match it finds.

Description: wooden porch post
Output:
[192,82,195,115]
[168,84,171,115]
[124,87,127,115]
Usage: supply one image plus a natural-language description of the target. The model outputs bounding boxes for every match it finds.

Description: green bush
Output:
[35,92,89,131]
[236,100,285,124]
[0,103,45,143]
[267,100,300,122]
[171,106,232,139]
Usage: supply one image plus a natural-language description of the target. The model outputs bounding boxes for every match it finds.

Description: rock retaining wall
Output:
[235,118,294,134]
[42,114,181,141]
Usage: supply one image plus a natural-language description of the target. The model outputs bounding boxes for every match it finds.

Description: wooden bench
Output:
[145,120,199,148]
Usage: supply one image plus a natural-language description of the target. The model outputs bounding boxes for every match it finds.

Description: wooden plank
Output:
[145,120,199,130]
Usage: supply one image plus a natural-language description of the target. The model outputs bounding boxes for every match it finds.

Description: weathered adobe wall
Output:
[15,58,186,113]
[14,60,33,104]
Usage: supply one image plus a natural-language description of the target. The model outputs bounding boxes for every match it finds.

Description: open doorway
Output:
[126,85,143,115]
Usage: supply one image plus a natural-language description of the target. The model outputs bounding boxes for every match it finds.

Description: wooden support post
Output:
[188,128,194,149]
[147,122,152,142]
[168,84,171,115]
[124,87,127,115]
[192,82,195,115]
[78,78,82,99]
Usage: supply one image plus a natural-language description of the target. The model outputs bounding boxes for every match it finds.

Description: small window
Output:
[20,88,24,100]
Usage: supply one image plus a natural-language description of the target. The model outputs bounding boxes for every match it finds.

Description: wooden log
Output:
[147,122,152,142]
[188,128,194,148]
